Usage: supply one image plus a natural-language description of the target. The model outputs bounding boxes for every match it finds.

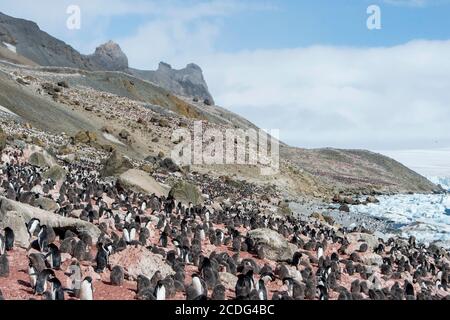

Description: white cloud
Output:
[194,41,450,152]
[383,0,450,7]
[384,0,429,6]
[0,0,270,54]
[3,1,450,175]
[380,148,450,176]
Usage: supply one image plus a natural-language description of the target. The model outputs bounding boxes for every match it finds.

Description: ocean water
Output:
[351,193,450,248]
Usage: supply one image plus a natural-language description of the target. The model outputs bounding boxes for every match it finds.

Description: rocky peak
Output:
[158,61,172,70]
[149,61,214,104]
[90,40,128,71]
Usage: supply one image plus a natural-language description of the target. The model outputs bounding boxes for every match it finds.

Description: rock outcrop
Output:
[247,228,297,262]
[169,181,202,205]
[109,246,174,281]
[0,126,6,151]
[130,62,214,104]
[101,151,133,177]
[0,12,214,103]
[28,151,55,168]
[89,41,128,71]
[0,196,101,248]
[118,169,168,197]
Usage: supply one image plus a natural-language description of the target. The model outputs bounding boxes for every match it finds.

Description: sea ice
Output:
[351,193,450,248]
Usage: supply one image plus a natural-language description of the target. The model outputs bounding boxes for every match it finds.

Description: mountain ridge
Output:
[0,11,440,197]
[0,11,214,104]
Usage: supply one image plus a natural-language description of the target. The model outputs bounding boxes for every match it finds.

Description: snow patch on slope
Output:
[2,42,17,53]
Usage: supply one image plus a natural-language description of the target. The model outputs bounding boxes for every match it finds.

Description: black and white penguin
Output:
[317,281,328,300]
[257,279,268,300]
[317,244,324,260]
[28,261,38,290]
[159,231,168,248]
[26,218,41,237]
[186,274,207,300]
[48,276,65,300]
[0,234,5,256]
[37,225,49,252]
[34,269,55,295]
[4,227,14,251]
[45,243,61,270]
[80,276,94,300]
[235,271,254,298]
[123,225,137,244]
[154,281,166,300]
[95,243,110,273]
[0,254,9,277]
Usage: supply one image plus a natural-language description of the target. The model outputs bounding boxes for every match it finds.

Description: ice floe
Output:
[351,193,450,248]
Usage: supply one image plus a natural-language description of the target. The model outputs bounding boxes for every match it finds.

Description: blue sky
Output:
[3,1,450,66]
[2,0,450,175]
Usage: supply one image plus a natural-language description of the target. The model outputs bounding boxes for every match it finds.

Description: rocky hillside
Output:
[281,147,438,195]
[0,12,214,103]
[0,12,439,198]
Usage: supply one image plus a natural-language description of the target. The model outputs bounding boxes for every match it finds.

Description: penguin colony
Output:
[0,147,449,300]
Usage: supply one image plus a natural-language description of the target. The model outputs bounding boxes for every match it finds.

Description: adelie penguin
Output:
[154,281,166,300]
[26,218,41,237]
[34,269,55,295]
[37,225,49,252]
[186,274,207,300]
[3,227,14,251]
[48,276,65,300]
[80,276,94,300]
[95,243,110,273]
[45,243,61,270]
[123,225,136,244]
[0,234,5,256]
[0,253,9,277]
[257,279,268,300]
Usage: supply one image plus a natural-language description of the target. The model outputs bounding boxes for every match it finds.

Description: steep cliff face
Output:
[129,62,215,104]
[0,12,214,103]
[0,12,93,69]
